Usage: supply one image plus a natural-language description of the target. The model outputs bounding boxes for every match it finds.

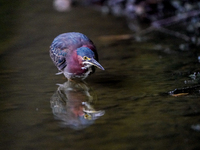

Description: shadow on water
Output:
[50,80,105,129]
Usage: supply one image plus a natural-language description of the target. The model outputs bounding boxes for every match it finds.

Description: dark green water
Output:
[1,1,200,150]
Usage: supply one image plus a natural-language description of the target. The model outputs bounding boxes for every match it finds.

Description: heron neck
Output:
[66,50,84,74]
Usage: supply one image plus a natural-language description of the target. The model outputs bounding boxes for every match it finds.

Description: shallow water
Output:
[1,1,200,150]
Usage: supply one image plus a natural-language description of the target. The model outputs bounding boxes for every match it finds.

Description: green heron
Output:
[50,32,104,80]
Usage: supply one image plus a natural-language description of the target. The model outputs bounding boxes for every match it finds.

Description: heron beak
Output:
[86,58,105,70]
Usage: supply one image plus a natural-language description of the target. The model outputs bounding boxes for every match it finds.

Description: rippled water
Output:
[1,1,200,150]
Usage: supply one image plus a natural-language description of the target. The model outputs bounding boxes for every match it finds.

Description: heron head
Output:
[76,47,104,70]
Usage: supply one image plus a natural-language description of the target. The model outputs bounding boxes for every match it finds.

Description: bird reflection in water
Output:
[50,80,105,129]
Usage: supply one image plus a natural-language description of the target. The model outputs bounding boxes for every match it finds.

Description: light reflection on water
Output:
[50,81,105,129]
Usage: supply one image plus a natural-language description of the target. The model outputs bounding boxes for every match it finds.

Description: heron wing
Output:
[50,46,68,71]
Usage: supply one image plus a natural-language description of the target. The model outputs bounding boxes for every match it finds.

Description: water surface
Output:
[1,1,200,150]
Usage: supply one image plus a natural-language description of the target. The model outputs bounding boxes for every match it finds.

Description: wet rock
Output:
[191,124,200,131]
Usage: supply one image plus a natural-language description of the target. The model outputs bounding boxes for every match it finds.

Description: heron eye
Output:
[84,114,88,118]
[83,56,88,60]
[84,113,92,120]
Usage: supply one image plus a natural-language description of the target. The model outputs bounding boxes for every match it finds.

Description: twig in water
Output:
[155,27,190,41]
[152,9,200,27]
[99,10,200,42]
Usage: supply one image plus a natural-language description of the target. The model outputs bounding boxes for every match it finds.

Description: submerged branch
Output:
[98,26,155,42]
[99,10,200,42]
[155,27,190,41]
[151,9,200,27]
